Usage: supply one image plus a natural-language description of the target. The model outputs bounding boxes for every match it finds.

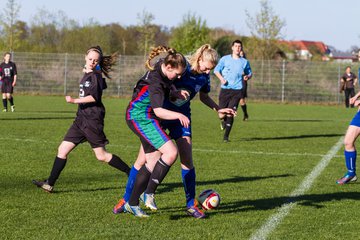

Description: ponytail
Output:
[86,46,117,79]
[145,45,186,71]
[189,44,218,73]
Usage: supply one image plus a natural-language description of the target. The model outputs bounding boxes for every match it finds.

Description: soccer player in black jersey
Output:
[32,46,130,193]
[123,46,189,217]
[0,52,17,112]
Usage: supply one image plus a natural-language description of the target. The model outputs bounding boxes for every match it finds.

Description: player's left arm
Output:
[243,61,252,81]
[12,74,17,86]
[199,91,236,119]
[199,91,219,111]
[12,63,17,86]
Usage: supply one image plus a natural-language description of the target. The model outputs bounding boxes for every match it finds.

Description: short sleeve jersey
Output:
[214,55,252,90]
[163,64,210,117]
[126,60,173,120]
[342,72,357,89]
[0,61,17,82]
[76,71,107,121]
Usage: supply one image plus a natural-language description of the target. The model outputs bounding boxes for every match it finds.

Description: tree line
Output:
[0,0,292,59]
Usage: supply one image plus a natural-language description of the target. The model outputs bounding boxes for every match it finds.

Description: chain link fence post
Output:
[281,59,286,103]
[64,53,68,95]
[118,55,121,97]
[337,63,340,104]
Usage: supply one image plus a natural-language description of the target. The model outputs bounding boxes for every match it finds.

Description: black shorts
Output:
[219,88,245,111]
[1,79,13,94]
[63,118,109,148]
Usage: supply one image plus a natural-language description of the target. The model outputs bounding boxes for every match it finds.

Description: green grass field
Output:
[1,96,360,240]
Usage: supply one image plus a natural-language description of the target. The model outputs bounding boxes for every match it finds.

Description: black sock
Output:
[47,156,67,186]
[241,104,248,116]
[224,117,234,140]
[9,97,14,106]
[145,158,170,194]
[2,99,7,110]
[128,165,151,206]
[108,154,130,175]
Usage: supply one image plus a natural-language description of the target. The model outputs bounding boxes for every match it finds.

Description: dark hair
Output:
[240,50,247,59]
[345,66,351,70]
[145,46,186,71]
[232,40,242,46]
[86,46,117,79]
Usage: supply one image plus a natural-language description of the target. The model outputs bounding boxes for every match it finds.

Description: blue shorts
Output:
[350,111,360,127]
[161,119,192,140]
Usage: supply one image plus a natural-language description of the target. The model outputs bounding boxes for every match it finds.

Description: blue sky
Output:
[16,0,360,51]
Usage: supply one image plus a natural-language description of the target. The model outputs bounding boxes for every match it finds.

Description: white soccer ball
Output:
[198,189,221,210]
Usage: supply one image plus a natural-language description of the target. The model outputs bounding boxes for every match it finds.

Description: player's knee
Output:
[344,138,355,149]
[57,147,68,159]
[163,150,178,165]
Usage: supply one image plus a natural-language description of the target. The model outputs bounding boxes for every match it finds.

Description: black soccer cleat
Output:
[32,179,54,193]
[243,114,249,121]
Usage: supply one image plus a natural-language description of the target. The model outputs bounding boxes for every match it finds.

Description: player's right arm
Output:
[65,95,95,104]
[214,57,227,85]
[215,72,227,85]
[153,107,190,128]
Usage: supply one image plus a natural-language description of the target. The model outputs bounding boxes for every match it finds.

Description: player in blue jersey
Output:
[336,92,360,184]
[113,44,235,218]
[214,40,252,142]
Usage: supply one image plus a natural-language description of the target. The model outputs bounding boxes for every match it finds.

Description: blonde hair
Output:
[145,45,186,71]
[86,46,117,79]
[189,44,218,73]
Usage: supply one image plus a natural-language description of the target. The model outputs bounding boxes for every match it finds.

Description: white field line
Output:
[0,137,343,158]
[249,136,344,240]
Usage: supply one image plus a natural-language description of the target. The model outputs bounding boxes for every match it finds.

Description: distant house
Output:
[327,46,357,63]
[278,40,331,61]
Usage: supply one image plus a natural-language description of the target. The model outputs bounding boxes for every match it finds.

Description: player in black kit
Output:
[0,52,17,112]
[32,46,130,193]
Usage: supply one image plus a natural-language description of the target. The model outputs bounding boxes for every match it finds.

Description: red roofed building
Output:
[279,40,331,61]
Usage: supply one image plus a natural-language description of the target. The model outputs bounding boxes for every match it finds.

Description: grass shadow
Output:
[0,116,74,121]
[215,191,360,214]
[169,191,360,220]
[241,133,343,141]
[253,119,332,123]
[158,174,293,194]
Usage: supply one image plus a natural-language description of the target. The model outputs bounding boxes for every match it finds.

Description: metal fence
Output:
[10,52,360,104]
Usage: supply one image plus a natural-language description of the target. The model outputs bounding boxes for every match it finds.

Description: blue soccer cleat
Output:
[187,206,206,219]
[186,200,206,219]
[336,174,357,185]
[124,202,149,218]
